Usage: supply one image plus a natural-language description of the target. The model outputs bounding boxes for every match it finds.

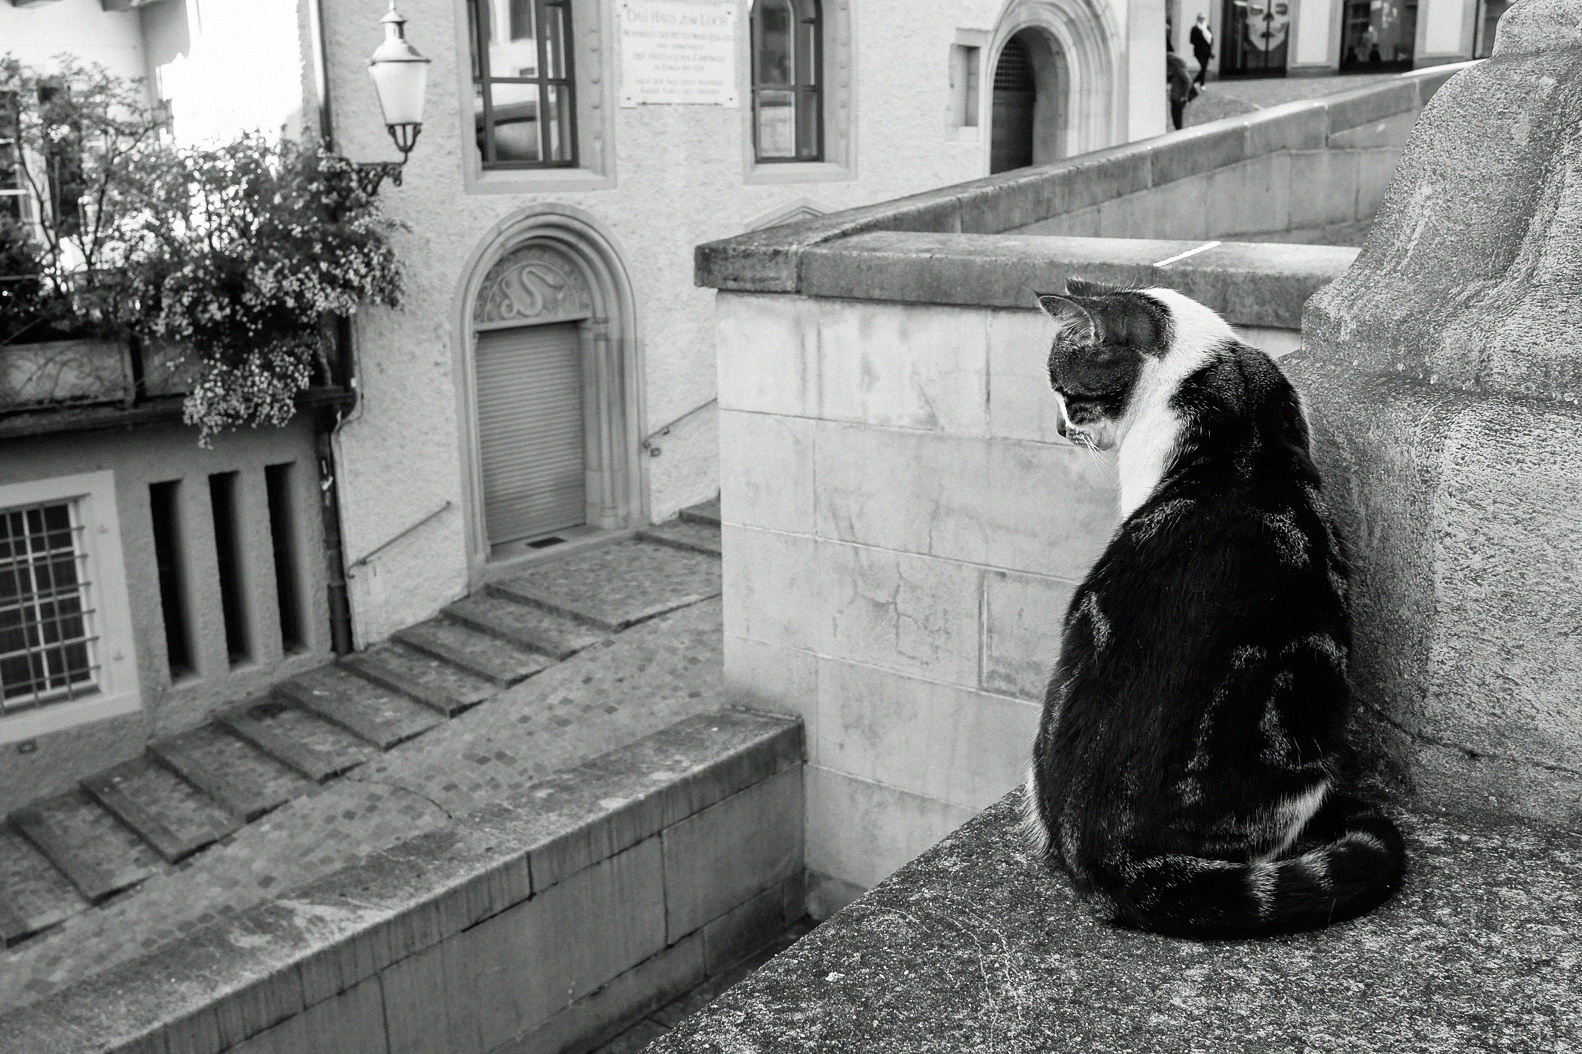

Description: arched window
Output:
[751,0,821,162]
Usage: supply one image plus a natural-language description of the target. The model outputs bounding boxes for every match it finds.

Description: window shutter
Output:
[475,323,586,545]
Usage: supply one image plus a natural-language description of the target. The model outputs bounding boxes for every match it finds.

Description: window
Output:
[751,0,822,162]
[951,42,982,128]
[0,501,97,712]
[36,83,84,240]
[469,0,577,168]
[0,472,139,743]
[0,92,31,226]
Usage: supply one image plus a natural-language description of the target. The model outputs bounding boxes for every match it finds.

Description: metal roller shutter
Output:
[475,323,586,546]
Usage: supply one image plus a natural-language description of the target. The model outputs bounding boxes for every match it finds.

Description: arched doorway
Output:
[990,35,1035,173]
[457,209,643,572]
[988,0,1121,164]
[989,28,1070,173]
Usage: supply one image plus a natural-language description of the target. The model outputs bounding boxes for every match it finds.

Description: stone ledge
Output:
[794,233,1357,328]
[0,709,803,1054]
[648,790,1582,1054]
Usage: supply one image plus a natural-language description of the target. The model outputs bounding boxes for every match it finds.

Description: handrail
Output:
[346,501,453,571]
[641,397,718,455]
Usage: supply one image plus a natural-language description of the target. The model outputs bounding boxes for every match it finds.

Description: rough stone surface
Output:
[649,792,1582,1054]
[1303,44,1582,404]
[1287,3,1582,827]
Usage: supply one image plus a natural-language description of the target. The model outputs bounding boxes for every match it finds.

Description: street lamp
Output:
[360,1,431,195]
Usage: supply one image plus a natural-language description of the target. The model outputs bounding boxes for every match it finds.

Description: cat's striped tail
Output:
[1102,794,1406,940]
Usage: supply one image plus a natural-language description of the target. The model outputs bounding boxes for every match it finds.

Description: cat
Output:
[1022,277,1406,939]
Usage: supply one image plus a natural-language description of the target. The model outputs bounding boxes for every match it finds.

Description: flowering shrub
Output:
[1,54,405,443]
[125,135,404,442]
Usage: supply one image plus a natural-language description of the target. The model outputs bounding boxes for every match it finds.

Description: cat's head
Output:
[1035,278,1172,451]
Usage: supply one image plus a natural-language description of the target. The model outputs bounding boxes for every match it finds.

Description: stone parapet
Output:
[647,791,1582,1054]
[696,66,1458,294]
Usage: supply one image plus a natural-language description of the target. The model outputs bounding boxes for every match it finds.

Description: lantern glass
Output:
[370,59,428,128]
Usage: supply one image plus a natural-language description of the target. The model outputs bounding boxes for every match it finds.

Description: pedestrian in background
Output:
[1190,13,1214,88]
[1167,51,1198,130]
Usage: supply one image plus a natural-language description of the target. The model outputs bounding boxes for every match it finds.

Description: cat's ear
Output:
[1065,276,1119,297]
[1035,291,1099,342]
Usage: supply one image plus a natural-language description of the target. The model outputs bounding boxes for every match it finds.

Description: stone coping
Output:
[695,66,1462,299]
[796,233,1359,329]
[649,790,1582,1054]
[0,709,801,1054]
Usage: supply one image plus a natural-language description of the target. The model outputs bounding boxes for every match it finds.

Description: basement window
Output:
[0,500,97,711]
[0,472,140,743]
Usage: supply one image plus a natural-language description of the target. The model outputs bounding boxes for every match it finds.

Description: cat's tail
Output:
[1102,794,1406,940]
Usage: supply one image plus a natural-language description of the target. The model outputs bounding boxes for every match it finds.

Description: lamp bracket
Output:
[355,161,405,197]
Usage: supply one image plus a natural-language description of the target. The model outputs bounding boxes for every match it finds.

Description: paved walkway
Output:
[1183,71,1406,127]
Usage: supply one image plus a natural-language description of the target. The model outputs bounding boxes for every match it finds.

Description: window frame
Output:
[468,0,580,170]
[1,498,99,712]
[0,471,140,744]
[750,0,823,163]
[0,91,36,228]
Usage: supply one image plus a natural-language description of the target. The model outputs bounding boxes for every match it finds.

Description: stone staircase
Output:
[0,503,722,950]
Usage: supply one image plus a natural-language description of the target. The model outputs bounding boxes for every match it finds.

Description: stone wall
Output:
[1283,0,1582,826]
[0,420,330,815]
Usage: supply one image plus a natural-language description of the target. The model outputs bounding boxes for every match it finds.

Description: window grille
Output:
[469,0,578,168]
[751,0,822,162]
[0,500,99,712]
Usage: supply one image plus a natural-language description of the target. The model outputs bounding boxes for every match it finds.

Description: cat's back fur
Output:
[1025,280,1405,939]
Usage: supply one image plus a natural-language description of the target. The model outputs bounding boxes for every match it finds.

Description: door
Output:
[990,36,1035,174]
[475,322,585,548]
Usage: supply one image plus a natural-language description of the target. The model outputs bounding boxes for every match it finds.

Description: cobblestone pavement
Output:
[0,546,730,1017]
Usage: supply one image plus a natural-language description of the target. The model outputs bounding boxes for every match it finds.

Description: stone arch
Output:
[453,205,644,577]
[988,0,1121,162]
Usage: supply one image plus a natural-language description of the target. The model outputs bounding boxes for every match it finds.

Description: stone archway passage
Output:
[990,35,1036,173]
[990,28,1072,173]
[989,0,1120,160]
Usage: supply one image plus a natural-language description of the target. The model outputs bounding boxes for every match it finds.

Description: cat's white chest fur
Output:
[1115,289,1235,520]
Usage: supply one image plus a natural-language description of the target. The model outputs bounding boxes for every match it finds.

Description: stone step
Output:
[639,519,723,557]
[339,650,472,718]
[394,618,554,687]
[449,590,607,661]
[80,757,239,864]
[0,827,86,946]
[10,790,161,904]
[492,538,722,632]
[275,665,443,750]
[216,698,375,783]
[354,641,496,716]
[149,726,311,823]
[679,497,720,526]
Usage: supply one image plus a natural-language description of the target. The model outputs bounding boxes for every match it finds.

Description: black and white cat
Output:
[1023,278,1405,939]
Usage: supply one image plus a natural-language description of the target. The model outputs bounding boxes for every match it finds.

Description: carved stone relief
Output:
[474,244,594,326]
